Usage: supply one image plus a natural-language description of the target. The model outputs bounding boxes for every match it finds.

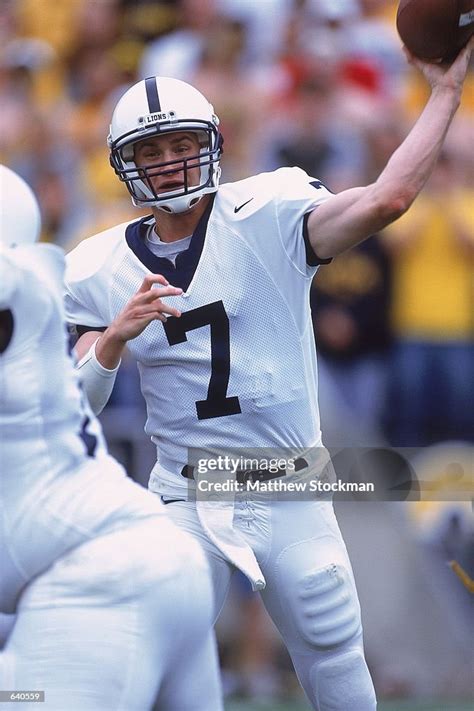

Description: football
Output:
[396,0,474,60]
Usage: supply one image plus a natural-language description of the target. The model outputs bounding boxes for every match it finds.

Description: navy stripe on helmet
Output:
[145,77,161,112]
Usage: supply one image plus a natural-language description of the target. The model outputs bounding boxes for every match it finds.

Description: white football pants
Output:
[0,458,223,710]
[163,495,377,711]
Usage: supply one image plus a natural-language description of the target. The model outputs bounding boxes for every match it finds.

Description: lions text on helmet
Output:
[108,76,222,214]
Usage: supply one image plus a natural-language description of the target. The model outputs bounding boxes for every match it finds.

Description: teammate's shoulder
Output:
[2,242,65,283]
[65,217,140,282]
[0,243,65,311]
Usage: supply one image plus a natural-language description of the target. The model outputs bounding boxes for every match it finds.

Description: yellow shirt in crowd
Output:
[386,190,474,340]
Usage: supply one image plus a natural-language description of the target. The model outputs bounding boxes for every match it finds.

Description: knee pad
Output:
[311,650,377,710]
[280,563,362,649]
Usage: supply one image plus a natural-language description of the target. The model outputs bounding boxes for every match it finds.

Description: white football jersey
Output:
[1,243,133,611]
[0,243,106,471]
[65,168,332,468]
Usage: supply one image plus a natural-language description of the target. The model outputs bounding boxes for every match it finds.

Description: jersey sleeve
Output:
[64,287,106,331]
[64,221,135,331]
[64,241,109,330]
[272,167,333,276]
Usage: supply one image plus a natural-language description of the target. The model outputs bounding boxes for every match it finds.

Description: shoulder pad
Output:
[65,219,136,284]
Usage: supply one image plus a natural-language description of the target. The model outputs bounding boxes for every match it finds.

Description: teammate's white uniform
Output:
[0,243,222,710]
[65,168,377,709]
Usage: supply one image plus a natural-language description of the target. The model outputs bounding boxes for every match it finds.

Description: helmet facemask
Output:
[109,122,222,214]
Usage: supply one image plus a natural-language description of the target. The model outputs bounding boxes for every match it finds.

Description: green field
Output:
[226,700,474,711]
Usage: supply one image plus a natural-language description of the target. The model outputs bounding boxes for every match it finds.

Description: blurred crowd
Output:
[2,0,473,704]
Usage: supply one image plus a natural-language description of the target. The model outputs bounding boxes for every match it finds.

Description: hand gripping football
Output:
[397,0,474,60]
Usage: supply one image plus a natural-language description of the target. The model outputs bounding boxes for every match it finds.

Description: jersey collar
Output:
[125,194,215,291]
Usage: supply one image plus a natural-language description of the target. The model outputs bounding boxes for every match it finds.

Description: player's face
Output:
[133,132,202,195]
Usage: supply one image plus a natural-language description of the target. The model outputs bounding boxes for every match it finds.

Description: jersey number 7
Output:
[163,300,241,420]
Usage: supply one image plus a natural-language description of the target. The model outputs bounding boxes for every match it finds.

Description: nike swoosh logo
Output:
[234,198,254,213]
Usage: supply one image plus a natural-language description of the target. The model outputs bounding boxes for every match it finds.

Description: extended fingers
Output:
[137,273,170,293]
[455,37,473,66]
[137,305,180,323]
[151,297,182,319]
[138,284,183,302]
[132,294,182,320]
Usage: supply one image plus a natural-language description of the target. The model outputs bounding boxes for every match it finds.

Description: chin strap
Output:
[154,193,203,214]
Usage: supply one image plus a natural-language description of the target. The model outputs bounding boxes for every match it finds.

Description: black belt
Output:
[181,457,308,485]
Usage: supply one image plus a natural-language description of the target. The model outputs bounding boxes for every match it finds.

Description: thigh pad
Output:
[276,537,361,649]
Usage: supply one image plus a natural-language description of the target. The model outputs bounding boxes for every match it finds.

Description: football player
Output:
[65,42,473,710]
[0,165,222,711]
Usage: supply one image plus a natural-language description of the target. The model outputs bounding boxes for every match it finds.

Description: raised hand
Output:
[404,36,473,94]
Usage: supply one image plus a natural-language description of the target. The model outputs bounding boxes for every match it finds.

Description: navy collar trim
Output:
[125,194,215,291]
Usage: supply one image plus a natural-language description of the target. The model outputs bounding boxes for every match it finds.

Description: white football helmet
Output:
[0,165,41,247]
[108,76,223,214]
